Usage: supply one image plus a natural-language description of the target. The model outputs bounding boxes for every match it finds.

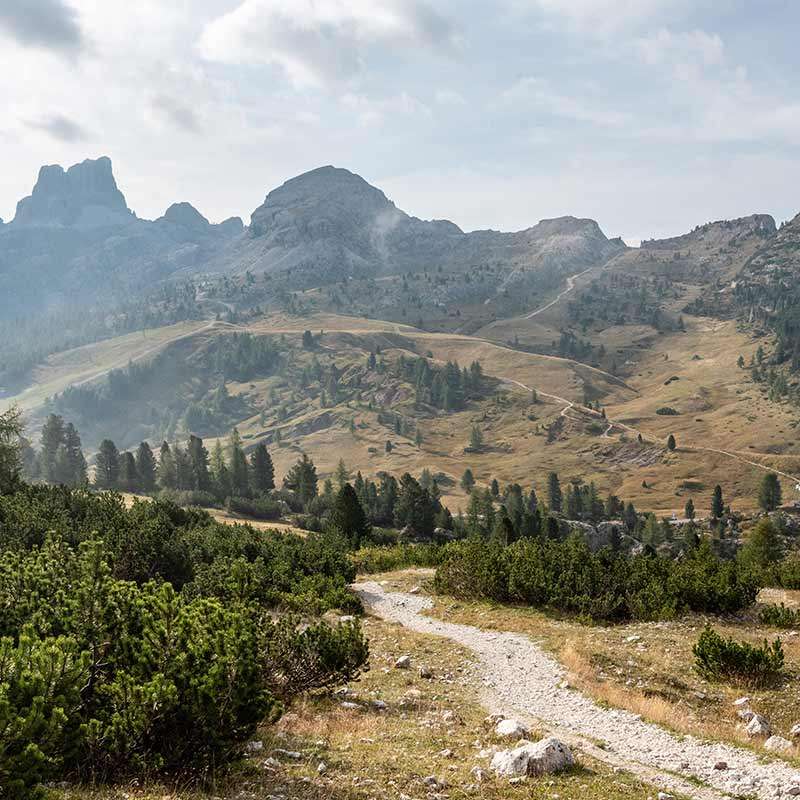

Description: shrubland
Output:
[0,481,367,798]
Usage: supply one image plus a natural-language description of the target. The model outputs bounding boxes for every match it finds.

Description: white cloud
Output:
[636,28,724,72]
[198,0,457,88]
[502,77,629,127]
[509,0,684,35]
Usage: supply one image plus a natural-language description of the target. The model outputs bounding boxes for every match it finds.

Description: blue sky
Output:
[2,0,800,242]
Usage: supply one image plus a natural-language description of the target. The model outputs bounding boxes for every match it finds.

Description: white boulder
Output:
[394,655,412,669]
[490,737,574,777]
[495,718,529,739]
[764,735,794,753]
[746,714,772,737]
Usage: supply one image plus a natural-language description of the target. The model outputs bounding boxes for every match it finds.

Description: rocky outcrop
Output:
[13,156,132,228]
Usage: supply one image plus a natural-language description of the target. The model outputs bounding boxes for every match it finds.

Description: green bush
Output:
[433,536,758,622]
[759,603,800,628]
[351,543,445,574]
[0,630,88,799]
[225,494,282,521]
[693,625,784,688]
[0,482,369,794]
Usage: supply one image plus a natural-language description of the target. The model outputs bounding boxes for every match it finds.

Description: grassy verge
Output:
[56,612,669,800]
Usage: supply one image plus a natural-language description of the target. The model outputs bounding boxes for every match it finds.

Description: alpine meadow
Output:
[5,3,800,800]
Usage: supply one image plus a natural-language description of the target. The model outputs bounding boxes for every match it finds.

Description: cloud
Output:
[509,0,683,35]
[0,0,83,55]
[26,113,88,141]
[151,94,201,133]
[502,77,630,127]
[198,0,457,88]
[635,28,724,73]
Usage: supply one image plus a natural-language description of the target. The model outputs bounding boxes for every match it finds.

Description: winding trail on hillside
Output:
[525,264,598,319]
[354,581,800,800]
[500,374,800,486]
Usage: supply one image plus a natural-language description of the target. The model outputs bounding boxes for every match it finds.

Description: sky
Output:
[2,0,800,243]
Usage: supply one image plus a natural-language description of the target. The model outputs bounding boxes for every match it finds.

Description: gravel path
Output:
[354,581,800,800]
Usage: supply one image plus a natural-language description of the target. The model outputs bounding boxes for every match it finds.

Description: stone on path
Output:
[494,718,529,739]
[490,737,574,777]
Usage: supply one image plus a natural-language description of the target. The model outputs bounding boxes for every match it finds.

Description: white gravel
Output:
[354,581,800,800]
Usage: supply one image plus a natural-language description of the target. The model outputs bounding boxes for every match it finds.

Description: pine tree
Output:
[0,407,23,492]
[469,425,484,451]
[328,483,371,549]
[335,458,349,489]
[624,501,638,532]
[739,517,782,571]
[158,441,177,490]
[188,435,212,492]
[758,472,782,512]
[684,498,695,520]
[547,471,562,512]
[39,413,65,482]
[490,478,500,497]
[118,451,139,492]
[667,434,676,451]
[711,485,724,519]
[135,442,157,492]
[95,439,120,489]
[210,440,232,499]
[62,423,87,486]
[250,443,275,494]
[229,428,250,497]
[283,453,318,507]
[461,468,475,493]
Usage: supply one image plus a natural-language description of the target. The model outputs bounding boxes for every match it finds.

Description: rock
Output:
[273,749,302,760]
[791,723,800,738]
[713,761,728,770]
[340,701,362,710]
[737,709,755,721]
[409,586,421,594]
[495,719,529,739]
[246,740,263,753]
[339,615,356,623]
[657,793,675,800]
[764,735,794,753]
[394,655,412,669]
[262,756,281,769]
[371,699,388,711]
[422,775,440,788]
[317,761,327,774]
[745,713,771,738]
[785,787,800,796]
[490,737,574,777]
[419,665,434,679]
[470,766,486,782]
[733,696,750,707]
[438,748,454,758]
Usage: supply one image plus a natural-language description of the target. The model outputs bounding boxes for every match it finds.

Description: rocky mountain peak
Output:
[13,156,132,228]
[160,202,210,229]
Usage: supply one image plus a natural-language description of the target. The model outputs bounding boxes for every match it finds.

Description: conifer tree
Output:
[210,440,232,499]
[158,441,177,490]
[95,439,120,489]
[335,458,349,489]
[758,472,782,512]
[250,443,275,494]
[135,442,157,492]
[328,483,371,549]
[188,435,211,492]
[461,467,475,493]
[39,413,65,482]
[229,428,250,497]
[667,434,676,451]
[547,471,562,512]
[711,485,724,519]
[118,451,139,492]
[684,498,695,520]
[0,406,23,492]
[283,453,318,507]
